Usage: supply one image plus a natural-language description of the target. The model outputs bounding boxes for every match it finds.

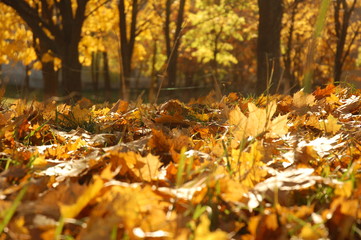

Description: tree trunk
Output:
[43,60,58,100]
[0,0,88,97]
[23,64,31,97]
[164,0,186,87]
[103,51,111,99]
[32,35,58,100]
[118,0,139,100]
[61,48,82,95]
[333,0,358,84]
[91,51,100,92]
[149,40,158,103]
[167,54,178,87]
[256,0,283,95]
[118,0,132,81]
[283,1,300,94]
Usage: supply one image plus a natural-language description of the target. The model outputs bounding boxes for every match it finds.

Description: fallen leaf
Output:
[194,214,228,240]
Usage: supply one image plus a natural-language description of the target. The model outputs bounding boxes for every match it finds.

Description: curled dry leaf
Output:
[247,168,332,210]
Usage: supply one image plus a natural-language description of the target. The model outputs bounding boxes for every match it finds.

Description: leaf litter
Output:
[1,85,361,239]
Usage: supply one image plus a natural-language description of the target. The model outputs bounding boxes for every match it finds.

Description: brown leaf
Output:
[110,99,129,113]
[313,84,336,100]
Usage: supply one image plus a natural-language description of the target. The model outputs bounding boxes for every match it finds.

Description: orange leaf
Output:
[148,129,171,153]
[110,99,129,113]
[313,84,336,100]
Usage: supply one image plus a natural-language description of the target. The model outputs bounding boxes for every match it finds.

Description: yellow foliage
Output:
[194,215,228,240]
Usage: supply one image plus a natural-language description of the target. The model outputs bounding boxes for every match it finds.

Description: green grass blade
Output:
[176,147,187,187]
[54,216,64,240]
[0,183,29,234]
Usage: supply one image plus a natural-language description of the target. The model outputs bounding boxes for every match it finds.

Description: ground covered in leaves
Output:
[0,85,361,239]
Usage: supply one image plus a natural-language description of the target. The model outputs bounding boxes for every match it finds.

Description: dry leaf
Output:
[194,215,228,240]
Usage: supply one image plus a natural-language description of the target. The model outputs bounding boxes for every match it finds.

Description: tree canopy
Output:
[0,0,360,99]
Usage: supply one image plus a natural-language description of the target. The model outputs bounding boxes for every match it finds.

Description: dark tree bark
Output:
[164,0,186,87]
[118,0,142,100]
[0,0,89,96]
[102,51,111,99]
[256,0,283,95]
[333,0,359,84]
[42,60,58,99]
[149,40,158,103]
[32,35,58,100]
[283,0,301,94]
[23,64,31,98]
[91,52,100,92]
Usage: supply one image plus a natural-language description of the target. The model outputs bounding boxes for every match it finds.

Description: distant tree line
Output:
[0,0,360,100]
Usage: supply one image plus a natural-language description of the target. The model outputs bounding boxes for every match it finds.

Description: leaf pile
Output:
[0,85,361,239]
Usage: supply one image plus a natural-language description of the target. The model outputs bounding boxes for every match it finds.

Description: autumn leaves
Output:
[1,85,361,238]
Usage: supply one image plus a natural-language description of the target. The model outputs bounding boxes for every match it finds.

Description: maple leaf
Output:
[219,176,249,202]
[0,112,12,126]
[247,168,325,210]
[44,138,86,159]
[194,214,228,240]
[299,223,328,240]
[292,89,316,111]
[334,180,353,198]
[110,99,129,113]
[268,112,290,138]
[76,97,93,109]
[247,213,283,239]
[229,141,267,187]
[71,105,92,122]
[93,184,168,236]
[228,101,289,140]
[313,83,336,100]
[133,153,162,181]
[60,165,113,219]
[318,115,342,134]
[148,129,171,153]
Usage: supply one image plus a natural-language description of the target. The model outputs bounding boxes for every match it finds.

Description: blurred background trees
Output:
[0,0,360,101]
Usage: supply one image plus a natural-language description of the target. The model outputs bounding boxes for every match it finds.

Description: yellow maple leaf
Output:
[268,112,289,138]
[230,141,266,187]
[293,90,315,109]
[299,223,328,240]
[99,185,166,233]
[134,153,162,182]
[32,155,47,167]
[326,93,339,104]
[194,215,228,240]
[60,165,113,219]
[319,115,342,134]
[334,180,353,198]
[60,175,103,219]
[220,176,249,202]
[228,105,247,126]
[72,105,91,122]
[229,101,288,140]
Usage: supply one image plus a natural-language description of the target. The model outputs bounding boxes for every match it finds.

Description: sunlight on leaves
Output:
[194,214,228,240]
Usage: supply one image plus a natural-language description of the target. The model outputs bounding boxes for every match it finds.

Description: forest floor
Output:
[0,84,360,239]
[3,84,216,104]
